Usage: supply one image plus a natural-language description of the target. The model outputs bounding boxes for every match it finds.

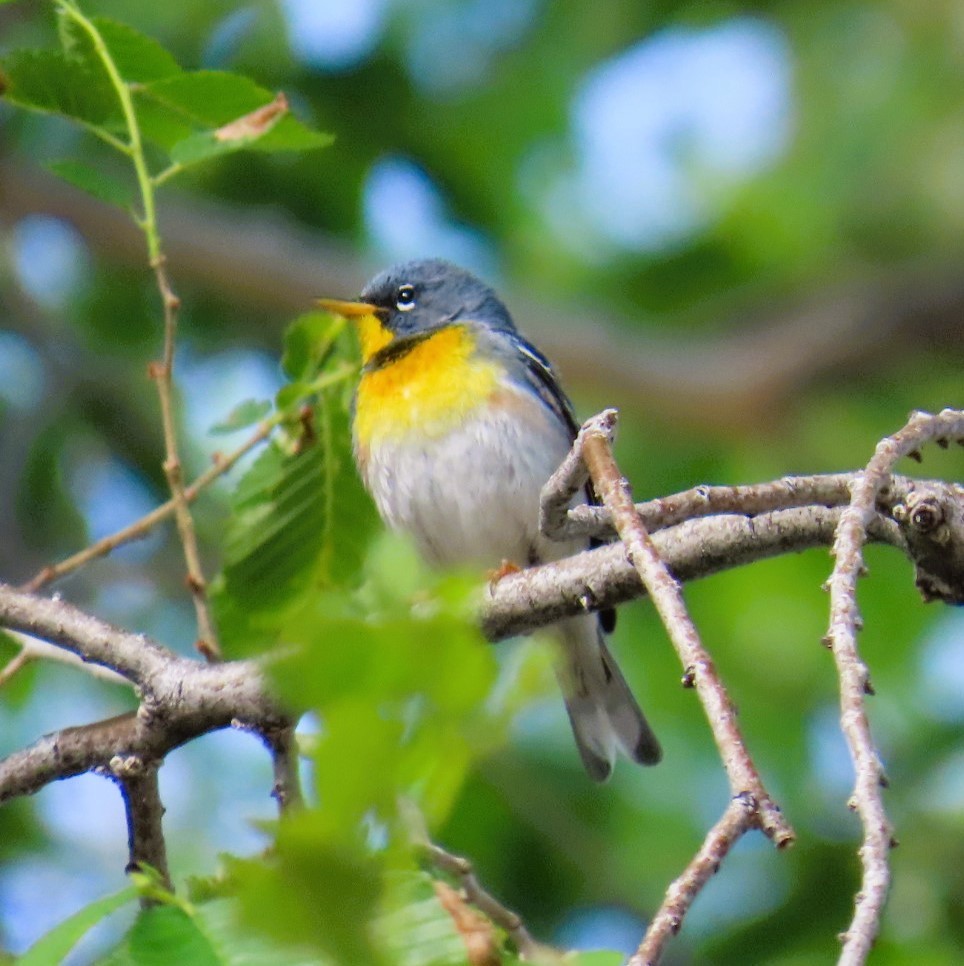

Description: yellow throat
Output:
[353,314,501,445]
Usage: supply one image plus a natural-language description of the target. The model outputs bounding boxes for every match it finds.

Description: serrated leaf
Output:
[375,873,469,966]
[137,72,285,145]
[18,886,137,966]
[193,901,326,966]
[1,47,119,127]
[219,442,329,605]
[46,158,133,208]
[212,396,377,655]
[209,398,271,435]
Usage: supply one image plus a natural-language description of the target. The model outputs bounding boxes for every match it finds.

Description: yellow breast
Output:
[354,321,502,445]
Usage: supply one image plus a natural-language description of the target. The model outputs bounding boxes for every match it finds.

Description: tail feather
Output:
[555,615,661,781]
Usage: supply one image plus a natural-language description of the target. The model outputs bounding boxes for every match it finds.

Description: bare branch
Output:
[113,760,172,895]
[891,479,964,604]
[827,408,964,965]
[262,723,304,815]
[578,413,791,841]
[21,416,274,594]
[148,254,220,661]
[0,584,174,683]
[412,827,559,962]
[0,584,285,803]
[628,795,757,966]
[485,504,904,641]
[1,630,129,687]
[552,411,792,964]
[551,473,858,541]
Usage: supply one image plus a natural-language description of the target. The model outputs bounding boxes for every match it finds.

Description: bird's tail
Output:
[554,614,661,782]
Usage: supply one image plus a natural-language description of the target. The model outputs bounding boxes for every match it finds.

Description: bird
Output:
[317,258,661,781]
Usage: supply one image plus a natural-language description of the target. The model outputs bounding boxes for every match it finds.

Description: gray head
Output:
[359,258,516,338]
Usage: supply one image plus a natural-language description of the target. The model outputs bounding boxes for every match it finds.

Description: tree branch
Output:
[148,255,220,661]
[547,411,792,964]
[262,723,304,815]
[483,505,904,641]
[114,760,172,896]
[628,795,757,966]
[0,584,286,804]
[21,415,275,594]
[827,408,964,965]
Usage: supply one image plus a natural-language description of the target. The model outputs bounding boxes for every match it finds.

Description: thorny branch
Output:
[0,413,962,961]
[826,408,964,965]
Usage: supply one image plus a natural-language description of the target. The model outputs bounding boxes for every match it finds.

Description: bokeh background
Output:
[1,0,963,962]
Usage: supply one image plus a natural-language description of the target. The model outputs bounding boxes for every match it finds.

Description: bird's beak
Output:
[315,298,379,319]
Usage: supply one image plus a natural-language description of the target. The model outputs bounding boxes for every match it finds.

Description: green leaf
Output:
[168,112,332,168]
[209,398,271,435]
[569,953,625,966]
[218,441,331,607]
[91,18,182,84]
[193,901,326,966]
[281,312,347,382]
[46,158,133,209]
[375,872,469,966]
[18,886,137,966]
[57,14,182,85]
[211,397,377,656]
[1,48,119,127]
[230,813,383,965]
[124,906,220,966]
[136,71,331,162]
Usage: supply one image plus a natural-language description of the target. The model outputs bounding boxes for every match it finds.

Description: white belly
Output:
[359,394,582,569]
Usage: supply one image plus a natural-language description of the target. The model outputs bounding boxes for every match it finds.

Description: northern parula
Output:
[318,258,660,781]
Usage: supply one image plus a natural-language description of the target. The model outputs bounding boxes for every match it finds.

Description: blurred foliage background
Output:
[0,0,963,963]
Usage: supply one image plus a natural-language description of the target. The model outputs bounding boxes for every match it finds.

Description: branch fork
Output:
[542,409,794,963]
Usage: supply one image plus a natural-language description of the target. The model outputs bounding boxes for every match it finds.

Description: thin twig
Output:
[113,760,172,898]
[549,410,793,965]
[628,795,756,966]
[149,255,220,660]
[0,647,32,688]
[549,473,858,541]
[1,630,129,687]
[403,802,559,963]
[827,408,964,965]
[21,416,275,593]
[584,418,791,838]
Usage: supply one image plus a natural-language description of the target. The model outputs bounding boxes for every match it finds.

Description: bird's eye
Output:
[396,284,416,311]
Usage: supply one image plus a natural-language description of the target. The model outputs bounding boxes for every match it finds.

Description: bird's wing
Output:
[508,332,581,441]
[508,332,617,634]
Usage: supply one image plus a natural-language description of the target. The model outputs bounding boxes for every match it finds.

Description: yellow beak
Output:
[315,298,379,318]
